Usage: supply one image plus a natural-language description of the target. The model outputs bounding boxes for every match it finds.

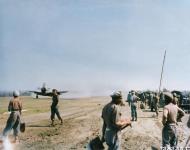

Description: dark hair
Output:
[52,89,57,92]
[111,97,122,105]
[165,95,173,105]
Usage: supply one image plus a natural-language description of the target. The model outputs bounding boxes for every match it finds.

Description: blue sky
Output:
[1,0,190,96]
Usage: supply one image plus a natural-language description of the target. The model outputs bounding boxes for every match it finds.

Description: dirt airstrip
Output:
[0,96,189,150]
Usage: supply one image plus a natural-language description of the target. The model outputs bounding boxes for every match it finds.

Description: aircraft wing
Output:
[45,92,54,97]
[57,91,68,94]
[29,90,68,97]
[45,91,68,96]
[28,91,43,95]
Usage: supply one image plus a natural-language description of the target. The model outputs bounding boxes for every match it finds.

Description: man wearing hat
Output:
[127,91,132,106]
[129,91,140,121]
[149,92,154,112]
[153,93,159,117]
[162,92,185,149]
[3,90,22,143]
[102,91,131,150]
[172,93,179,105]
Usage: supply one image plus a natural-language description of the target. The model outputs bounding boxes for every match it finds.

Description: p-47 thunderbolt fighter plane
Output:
[29,83,68,99]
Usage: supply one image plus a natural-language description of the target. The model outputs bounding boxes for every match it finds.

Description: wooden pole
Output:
[159,50,166,93]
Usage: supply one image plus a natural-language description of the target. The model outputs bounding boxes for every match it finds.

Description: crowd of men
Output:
[1,89,189,149]
[101,90,187,150]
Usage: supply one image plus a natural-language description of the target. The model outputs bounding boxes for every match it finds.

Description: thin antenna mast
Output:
[159,50,167,93]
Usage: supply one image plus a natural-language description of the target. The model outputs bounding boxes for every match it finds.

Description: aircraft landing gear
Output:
[36,94,38,99]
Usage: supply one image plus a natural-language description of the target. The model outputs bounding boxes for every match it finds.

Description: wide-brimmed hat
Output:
[111,91,122,99]
[164,92,173,100]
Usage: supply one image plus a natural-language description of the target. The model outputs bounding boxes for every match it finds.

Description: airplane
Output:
[29,83,68,99]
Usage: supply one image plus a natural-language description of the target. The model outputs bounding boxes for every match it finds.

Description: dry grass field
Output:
[0,96,189,150]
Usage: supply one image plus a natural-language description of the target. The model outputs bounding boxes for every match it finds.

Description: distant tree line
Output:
[0,91,31,97]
